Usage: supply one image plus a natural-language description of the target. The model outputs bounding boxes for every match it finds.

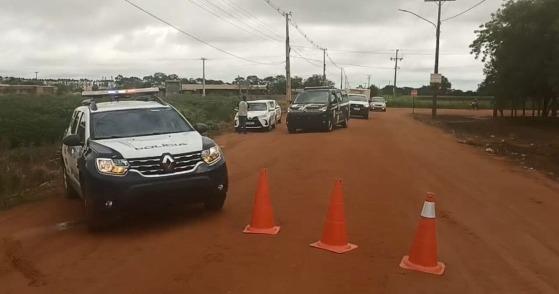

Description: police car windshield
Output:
[91,108,193,140]
[349,95,368,102]
[372,98,386,102]
[248,103,267,111]
[294,91,329,104]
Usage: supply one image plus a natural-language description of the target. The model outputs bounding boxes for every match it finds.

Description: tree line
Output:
[471,0,558,118]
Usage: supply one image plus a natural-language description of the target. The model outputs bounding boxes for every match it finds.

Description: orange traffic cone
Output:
[310,179,357,254]
[400,193,445,275]
[243,168,280,235]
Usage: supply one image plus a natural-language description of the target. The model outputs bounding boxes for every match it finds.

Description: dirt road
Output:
[1,109,559,294]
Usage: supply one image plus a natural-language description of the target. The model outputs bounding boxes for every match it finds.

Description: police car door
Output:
[65,111,86,184]
[331,91,342,123]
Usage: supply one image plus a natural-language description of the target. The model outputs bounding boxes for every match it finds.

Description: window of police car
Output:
[91,108,193,140]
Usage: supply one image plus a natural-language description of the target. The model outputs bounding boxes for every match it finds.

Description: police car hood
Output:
[93,132,203,159]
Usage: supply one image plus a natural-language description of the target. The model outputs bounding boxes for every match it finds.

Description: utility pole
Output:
[34,72,38,80]
[340,68,344,89]
[367,75,371,88]
[432,0,443,117]
[201,57,207,97]
[390,49,403,99]
[322,48,327,85]
[285,12,292,102]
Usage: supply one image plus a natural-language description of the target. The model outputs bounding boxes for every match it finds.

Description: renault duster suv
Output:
[61,88,228,229]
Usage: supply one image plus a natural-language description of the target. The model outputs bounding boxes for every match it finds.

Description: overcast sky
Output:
[0,0,503,90]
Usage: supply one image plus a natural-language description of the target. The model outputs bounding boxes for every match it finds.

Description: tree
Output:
[369,85,380,97]
[471,0,559,117]
[303,74,334,87]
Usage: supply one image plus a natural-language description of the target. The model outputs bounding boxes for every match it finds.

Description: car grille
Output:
[128,151,203,176]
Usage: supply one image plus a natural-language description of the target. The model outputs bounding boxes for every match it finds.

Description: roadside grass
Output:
[0,143,61,209]
[0,93,239,209]
[385,95,494,109]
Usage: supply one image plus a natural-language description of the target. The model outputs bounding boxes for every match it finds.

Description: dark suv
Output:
[286,87,350,133]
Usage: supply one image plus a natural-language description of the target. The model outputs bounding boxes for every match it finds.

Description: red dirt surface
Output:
[1,108,559,294]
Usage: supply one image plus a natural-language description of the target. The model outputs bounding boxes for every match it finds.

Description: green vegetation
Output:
[471,0,558,117]
[0,93,238,209]
[385,95,494,110]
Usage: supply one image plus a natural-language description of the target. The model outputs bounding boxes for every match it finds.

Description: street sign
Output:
[430,73,442,84]
[411,89,418,97]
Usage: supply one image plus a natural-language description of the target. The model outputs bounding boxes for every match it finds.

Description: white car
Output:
[370,97,387,112]
[234,100,282,131]
[348,94,370,119]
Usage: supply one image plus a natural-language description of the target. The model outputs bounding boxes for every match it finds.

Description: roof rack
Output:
[81,88,167,111]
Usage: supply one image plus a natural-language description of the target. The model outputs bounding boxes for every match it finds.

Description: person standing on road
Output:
[238,96,248,134]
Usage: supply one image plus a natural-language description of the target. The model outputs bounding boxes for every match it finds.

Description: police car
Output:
[61,88,228,230]
[234,100,282,131]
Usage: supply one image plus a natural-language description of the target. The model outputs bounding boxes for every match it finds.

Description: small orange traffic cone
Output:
[243,168,280,235]
[310,179,357,254]
[400,193,445,275]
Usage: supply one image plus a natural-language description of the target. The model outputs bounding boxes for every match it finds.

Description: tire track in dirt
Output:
[1,237,46,287]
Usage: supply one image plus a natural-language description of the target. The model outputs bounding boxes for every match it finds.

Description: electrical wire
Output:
[123,0,282,65]
[443,0,489,22]
[197,0,283,42]
[214,0,284,40]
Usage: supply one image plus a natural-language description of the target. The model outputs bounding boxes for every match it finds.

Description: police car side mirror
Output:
[63,134,82,146]
[195,123,209,134]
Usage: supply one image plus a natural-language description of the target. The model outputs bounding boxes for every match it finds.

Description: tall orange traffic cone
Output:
[243,168,280,235]
[310,179,357,254]
[400,193,445,275]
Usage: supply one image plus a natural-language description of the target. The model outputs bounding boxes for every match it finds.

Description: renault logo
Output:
[160,154,176,173]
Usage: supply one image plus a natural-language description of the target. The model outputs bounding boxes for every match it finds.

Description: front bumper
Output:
[83,159,228,211]
[287,111,329,129]
[350,104,369,116]
[234,117,271,129]
[371,105,386,111]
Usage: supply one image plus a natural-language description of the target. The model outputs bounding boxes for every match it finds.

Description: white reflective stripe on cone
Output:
[421,202,436,218]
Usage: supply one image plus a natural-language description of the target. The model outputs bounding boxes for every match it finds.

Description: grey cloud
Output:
[0,0,505,90]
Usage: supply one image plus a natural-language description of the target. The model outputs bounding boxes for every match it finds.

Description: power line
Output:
[215,0,284,40]
[197,0,283,42]
[443,0,488,22]
[123,0,282,65]
[187,0,272,41]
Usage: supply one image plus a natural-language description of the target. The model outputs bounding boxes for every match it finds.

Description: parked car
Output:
[370,97,387,112]
[234,100,281,131]
[61,88,228,230]
[349,94,370,118]
[286,87,350,133]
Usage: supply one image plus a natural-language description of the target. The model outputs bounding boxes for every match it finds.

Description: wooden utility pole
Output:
[285,12,292,102]
[340,68,344,89]
[201,57,207,97]
[432,0,442,117]
[390,49,403,99]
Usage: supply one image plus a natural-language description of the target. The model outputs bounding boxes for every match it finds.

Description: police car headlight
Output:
[96,158,129,176]
[201,145,221,165]
[319,106,328,112]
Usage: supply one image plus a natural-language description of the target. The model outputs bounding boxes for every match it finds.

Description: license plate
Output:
[246,121,255,125]
[352,107,360,110]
